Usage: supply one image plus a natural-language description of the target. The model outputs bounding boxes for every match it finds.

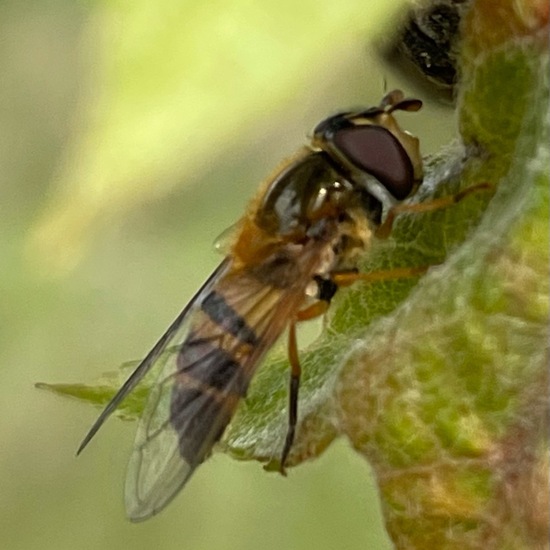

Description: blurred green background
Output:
[0,1,453,548]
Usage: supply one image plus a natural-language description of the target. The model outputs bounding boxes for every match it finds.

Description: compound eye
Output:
[333,125,415,200]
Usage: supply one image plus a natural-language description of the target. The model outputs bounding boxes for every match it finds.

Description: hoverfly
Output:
[78,90,437,521]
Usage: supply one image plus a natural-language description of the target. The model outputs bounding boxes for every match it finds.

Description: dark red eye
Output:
[333,125,414,200]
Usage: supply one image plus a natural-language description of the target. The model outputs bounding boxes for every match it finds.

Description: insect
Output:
[78,90,483,522]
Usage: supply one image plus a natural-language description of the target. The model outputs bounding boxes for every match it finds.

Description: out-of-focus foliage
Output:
[25,0,394,274]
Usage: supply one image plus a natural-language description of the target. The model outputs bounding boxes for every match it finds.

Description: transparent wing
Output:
[124,267,310,522]
[76,259,231,455]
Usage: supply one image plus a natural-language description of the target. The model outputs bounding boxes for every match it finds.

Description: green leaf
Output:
[36,360,146,421]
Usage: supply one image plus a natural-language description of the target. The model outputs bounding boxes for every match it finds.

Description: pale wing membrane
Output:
[76,259,231,456]
[125,269,309,522]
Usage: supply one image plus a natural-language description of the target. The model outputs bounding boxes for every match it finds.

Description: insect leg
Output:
[375,182,494,239]
[331,265,429,287]
[279,296,332,474]
[280,321,300,475]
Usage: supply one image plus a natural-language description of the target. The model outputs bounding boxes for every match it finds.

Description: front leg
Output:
[375,182,494,239]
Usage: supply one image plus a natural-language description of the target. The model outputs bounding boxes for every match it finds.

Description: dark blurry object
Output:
[400,1,467,88]
[380,1,470,100]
